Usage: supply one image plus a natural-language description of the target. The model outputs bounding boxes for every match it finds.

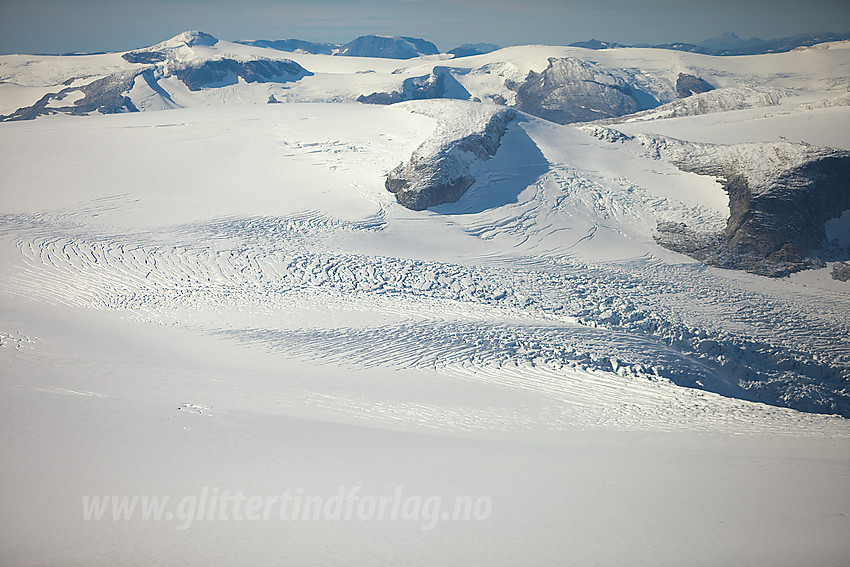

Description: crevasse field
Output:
[1,34,849,566]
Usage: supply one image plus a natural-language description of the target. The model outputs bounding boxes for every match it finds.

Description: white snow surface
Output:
[2,34,850,566]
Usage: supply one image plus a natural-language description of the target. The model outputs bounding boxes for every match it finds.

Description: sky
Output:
[0,0,849,55]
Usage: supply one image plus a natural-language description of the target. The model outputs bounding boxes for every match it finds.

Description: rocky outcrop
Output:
[122,51,168,64]
[510,57,658,124]
[717,153,850,275]
[584,127,850,277]
[170,58,311,91]
[2,70,142,120]
[358,73,444,105]
[336,35,439,59]
[832,261,850,281]
[386,107,517,210]
[653,140,850,276]
[72,70,142,114]
[675,73,714,97]
[357,67,470,105]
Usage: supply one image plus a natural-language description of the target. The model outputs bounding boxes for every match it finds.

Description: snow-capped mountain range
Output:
[4,29,849,123]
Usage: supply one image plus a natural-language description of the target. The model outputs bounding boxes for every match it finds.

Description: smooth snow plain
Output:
[1,50,850,565]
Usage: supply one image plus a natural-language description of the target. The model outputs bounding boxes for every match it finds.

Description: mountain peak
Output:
[697,32,763,50]
[170,31,219,48]
[336,35,439,59]
[447,43,500,57]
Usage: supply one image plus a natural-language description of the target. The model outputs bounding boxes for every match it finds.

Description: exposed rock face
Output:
[655,141,850,276]
[832,261,850,281]
[676,73,714,97]
[584,127,850,277]
[720,154,850,275]
[510,57,658,124]
[3,70,142,120]
[170,58,311,91]
[72,70,142,114]
[386,107,517,210]
[358,74,444,104]
[122,51,168,64]
[337,35,439,59]
[357,68,470,105]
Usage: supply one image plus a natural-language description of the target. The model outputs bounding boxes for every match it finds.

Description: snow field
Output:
[2,61,850,564]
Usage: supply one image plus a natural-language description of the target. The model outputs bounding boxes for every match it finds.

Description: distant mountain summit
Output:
[158,30,219,48]
[696,32,765,51]
[447,43,500,57]
[568,39,629,50]
[571,30,850,55]
[238,34,441,58]
[336,35,439,59]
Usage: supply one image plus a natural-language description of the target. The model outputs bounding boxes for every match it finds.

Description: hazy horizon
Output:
[1,0,849,55]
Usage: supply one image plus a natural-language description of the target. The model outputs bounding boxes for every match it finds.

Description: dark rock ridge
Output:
[584,127,850,277]
[649,140,850,277]
[336,35,439,59]
[357,67,470,105]
[2,70,141,120]
[714,153,850,276]
[832,261,850,281]
[170,58,311,91]
[123,51,168,64]
[509,57,658,124]
[235,39,337,55]
[675,73,714,98]
[386,108,517,210]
